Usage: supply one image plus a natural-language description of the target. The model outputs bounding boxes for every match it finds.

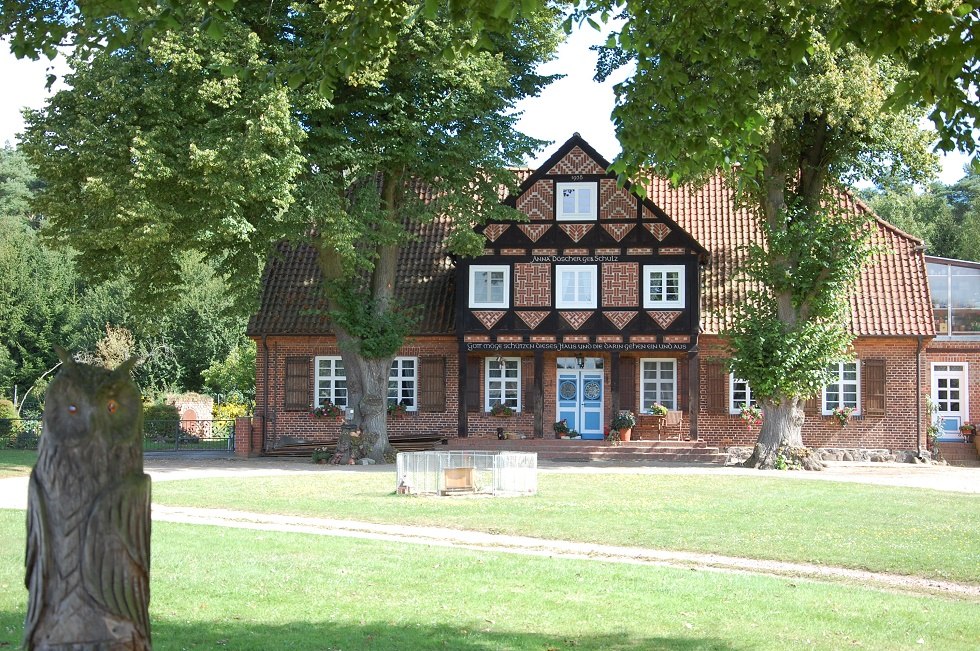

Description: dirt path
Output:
[152,503,980,602]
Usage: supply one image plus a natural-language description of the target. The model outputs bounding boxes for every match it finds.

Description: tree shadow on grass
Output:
[0,609,744,650]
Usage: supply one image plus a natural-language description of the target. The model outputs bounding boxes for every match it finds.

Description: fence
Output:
[1,419,235,452]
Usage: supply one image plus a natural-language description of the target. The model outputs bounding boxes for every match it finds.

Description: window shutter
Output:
[522,357,535,412]
[678,358,689,412]
[465,356,482,413]
[705,361,726,413]
[804,395,820,414]
[284,357,310,411]
[862,359,886,417]
[419,356,447,413]
[619,357,636,412]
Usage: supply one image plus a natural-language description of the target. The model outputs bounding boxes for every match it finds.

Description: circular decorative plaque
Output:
[559,380,577,400]
[584,380,601,401]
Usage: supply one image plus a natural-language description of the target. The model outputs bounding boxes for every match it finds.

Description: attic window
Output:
[556,182,597,220]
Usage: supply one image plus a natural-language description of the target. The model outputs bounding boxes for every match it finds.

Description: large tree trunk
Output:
[744,396,823,470]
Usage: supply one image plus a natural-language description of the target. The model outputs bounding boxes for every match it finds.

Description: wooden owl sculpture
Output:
[25,347,151,651]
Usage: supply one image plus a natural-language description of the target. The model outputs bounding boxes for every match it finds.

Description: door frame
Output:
[931,362,969,441]
[555,358,605,439]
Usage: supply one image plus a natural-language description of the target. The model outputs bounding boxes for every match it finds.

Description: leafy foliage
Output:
[202,341,256,401]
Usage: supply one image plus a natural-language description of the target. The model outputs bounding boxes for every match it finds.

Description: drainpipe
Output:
[916,335,923,456]
[262,335,269,453]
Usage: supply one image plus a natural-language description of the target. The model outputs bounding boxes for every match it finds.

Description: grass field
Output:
[0,511,976,650]
[152,471,980,583]
[0,450,36,478]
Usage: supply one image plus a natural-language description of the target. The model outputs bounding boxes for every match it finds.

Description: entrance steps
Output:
[936,441,980,467]
[445,437,728,464]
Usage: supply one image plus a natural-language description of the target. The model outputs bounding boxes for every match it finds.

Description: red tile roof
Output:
[640,175,935,336]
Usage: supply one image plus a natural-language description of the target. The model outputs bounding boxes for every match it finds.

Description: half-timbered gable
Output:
[458,133,707,346]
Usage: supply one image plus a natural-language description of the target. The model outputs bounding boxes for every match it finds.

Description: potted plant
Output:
[311,446,332,464]
[310,401,344,422]
[387,400,409,418]
[831,405,855,427]
[553,419,570,438]
[647,403,668,417]
[490,402,515,417]
[959,422,976,444]
[568,429,581,439]
[611,410,637,442]
[739,403,763,429]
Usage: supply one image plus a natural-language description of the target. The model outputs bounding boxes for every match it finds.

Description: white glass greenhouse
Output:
[395,450,537,496]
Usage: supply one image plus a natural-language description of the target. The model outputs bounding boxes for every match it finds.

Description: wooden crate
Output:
[444,467,475,490]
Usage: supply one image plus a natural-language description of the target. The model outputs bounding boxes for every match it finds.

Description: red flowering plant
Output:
[739,403,763,429]
[311,401,343,420]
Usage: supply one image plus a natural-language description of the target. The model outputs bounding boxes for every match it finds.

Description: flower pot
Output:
[620,427,632,442]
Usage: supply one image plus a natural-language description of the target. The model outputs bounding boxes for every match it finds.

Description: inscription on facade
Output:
[466,342,691,352]
[531,255,621,263]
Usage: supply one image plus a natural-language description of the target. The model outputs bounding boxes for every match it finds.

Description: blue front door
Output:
[556,358,604,439]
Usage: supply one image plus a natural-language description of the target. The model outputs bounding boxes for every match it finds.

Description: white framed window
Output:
[640,358,676,411]
[556,182,598,220]
[643,265,685,309]
[485,357,521,411]
[388,357,418,410]
[729,375,756,414]
[469,265,509,308]
[823,361,860,415]
[555,265,597,309]
[315,356,348,408]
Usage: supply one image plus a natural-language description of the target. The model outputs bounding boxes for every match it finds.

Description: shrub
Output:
[143,401,181,440]
[0,399,17,439]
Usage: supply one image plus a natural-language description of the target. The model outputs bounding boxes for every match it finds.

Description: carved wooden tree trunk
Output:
[25,350,151,650]
[745,396,823,470]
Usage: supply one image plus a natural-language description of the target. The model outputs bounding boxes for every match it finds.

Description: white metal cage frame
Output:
[395,450,537,496]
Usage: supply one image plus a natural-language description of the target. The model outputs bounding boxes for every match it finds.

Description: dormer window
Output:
[556,182,597,221]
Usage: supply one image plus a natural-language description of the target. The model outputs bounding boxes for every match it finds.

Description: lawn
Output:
[152,472,980,584]
[0,511,976,650]
[0,450,36,478]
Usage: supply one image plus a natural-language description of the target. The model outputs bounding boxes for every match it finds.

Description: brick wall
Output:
[924,340,980,430]
[695,336,927,451]
[253,336,459,450]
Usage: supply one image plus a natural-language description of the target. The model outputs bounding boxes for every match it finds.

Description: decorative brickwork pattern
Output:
[597,335,623,343]
[496,335,523,342]
[516,310,549,329]
[516,180,554,221]
[464,335,490,342]
[642,206,657,220]
[631,335,658,343]
[601,263,640,307]
[560,311,594,330]
[518,224,550,243]
[602,223,635,242]
[663,335,691,343]
[532,248,558,256]
[483,223,509,242]
[606,311,638,330]
[473,310,506,329]
[530,335,556,342]
[596,248,621,256]
[600,178,635,219]
[563,335,589,343]
[648,310,682,329]
[513,263,551,307]
[658,247,686,255]
[550,147,606,175]
[627,247,654,256]
[501,248,526,256]
[564,248,589,256]
[558,223,594,242]
[647,222,671,241]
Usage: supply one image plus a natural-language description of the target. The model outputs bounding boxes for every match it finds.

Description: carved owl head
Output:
[43,346,143,448]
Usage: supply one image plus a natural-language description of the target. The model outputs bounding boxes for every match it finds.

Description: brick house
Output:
[242,134,972,458]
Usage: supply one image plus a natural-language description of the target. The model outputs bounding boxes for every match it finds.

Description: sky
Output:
[1,30,972,184]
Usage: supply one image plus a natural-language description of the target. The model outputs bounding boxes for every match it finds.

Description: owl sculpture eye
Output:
[107,399,119,414]
[67,405,78,414]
